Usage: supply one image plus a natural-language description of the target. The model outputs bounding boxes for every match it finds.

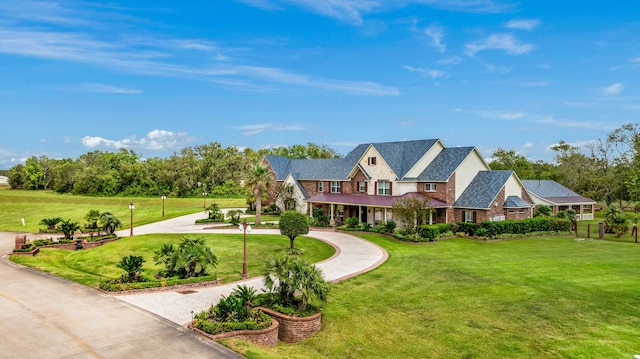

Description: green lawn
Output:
[10,233,335,286]
[0,188,246,233]
[224,235,640,359]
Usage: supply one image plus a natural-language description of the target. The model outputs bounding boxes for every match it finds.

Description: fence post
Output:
[587,223,590,239]
[635,226,638,243]
[598,222,605,240]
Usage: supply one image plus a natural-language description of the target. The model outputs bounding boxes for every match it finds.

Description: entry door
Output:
[360,207,368,223]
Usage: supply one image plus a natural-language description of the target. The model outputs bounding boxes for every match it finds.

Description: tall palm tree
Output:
[246,164,272,226]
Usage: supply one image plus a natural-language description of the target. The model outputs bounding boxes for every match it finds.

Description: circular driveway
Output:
[1,212,388,357]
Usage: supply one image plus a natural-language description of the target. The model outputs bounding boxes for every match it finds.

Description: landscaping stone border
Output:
[98,278,222,296]
[257,307,322,343]
[189,319,280,346]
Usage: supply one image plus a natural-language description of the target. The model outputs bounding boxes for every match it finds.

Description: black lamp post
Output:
[238,219,251,279]
[161,194,166,218]
[202,191,207,209]
[129,202,134,236]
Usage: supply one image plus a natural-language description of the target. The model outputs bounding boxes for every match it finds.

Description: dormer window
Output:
[424,183,437,192]
[367,157,377,165]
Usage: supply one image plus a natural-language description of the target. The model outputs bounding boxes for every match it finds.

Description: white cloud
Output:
[82,130,193,152]
[515,81,552,87]
[505,19,540,31]
[235,123,306,136]
[238,0,515,25]
[632,57,640,63]
[538,116,610,131]
[437,56,462,65]
[604,82,623,95]
[455,108,524,120]
[81,83,142,94]
[0,27,399,96]
[403,65,444,78]
[424,24,446,53]
[465,33,534,56]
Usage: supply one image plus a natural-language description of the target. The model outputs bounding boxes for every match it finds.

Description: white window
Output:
[377,180,390,195]
[424,183,436,192]
[358,181,366,192]
[317,182,324,192]
[367,157,377,165]
[330,181,341,193]
[464,211,474,223]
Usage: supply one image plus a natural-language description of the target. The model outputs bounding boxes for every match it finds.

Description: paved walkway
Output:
[114,212,388,325]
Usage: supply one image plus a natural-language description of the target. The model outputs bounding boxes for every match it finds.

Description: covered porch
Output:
[306,192,449,226]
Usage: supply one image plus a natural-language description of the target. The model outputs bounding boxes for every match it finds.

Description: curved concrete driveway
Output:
[115,212,388,325]
[0,231,243,359]
[0,211,387,357]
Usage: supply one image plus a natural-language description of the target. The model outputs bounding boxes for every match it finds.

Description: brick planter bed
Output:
[190,319,279,346]
[257,307,322,343]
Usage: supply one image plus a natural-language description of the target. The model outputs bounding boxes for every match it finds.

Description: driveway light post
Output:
[161,194,166,218]
[238,219,251,279]
[129,202,135,236]
[202,191,207,209]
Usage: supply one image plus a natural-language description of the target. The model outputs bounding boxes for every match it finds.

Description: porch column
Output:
[383,208,388,224]
[358,206,362,224]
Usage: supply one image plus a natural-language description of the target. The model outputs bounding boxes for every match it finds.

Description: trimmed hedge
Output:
[479,217,571,237]
[99,274,218,292]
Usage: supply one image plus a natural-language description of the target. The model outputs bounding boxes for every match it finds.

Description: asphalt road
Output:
[0,231,244,359]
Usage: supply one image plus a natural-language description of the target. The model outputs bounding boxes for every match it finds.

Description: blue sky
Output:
[1,0,639,168]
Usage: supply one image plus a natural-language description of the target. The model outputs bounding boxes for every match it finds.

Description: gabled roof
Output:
[454,170,514,209]
[371,139,439,179]
[265,155,359,181]
[416,146,475,181]
[266,140,438,181]
[504,195,531,208]
[521,180,596,205]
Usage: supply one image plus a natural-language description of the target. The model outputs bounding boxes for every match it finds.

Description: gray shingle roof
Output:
[521,180,579,197]
[454,170,514,209]
[521,180,595,204]
[265,144,369,181]
[266,140,437,181]
[416,146,475,181]
[504,195,530,208]
[372,139,439,179]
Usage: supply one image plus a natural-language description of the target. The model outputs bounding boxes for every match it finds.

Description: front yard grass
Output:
[223,235,640,359]
[10,233,335,287]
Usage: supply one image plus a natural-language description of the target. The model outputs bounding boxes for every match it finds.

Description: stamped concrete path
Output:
[114,211,388,325]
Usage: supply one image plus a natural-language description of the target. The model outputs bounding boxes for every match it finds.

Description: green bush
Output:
[456,222,479,236]
[418,225,440,241]
[346,217,359,228]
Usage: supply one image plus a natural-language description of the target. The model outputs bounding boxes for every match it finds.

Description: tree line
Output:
[489,123,640,207]
[6,142,339,198]
[6,124,640,207]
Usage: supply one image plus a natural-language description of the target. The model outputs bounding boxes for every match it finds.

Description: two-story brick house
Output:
[263,139,534,225]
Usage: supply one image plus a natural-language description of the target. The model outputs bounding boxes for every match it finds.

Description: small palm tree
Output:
[99,212,122,235]
[116,255,145,282]
[39,217,62,231]
[263,255,329,312]
[154,237,218,279]
[59,219,81,240]
[246,164,273,226]
[85,209,101,229]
